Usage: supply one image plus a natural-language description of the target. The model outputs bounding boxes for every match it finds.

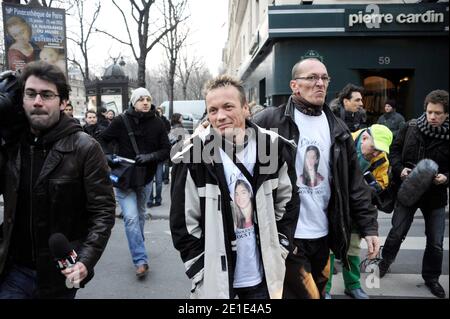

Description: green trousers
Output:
[326,233,362,292]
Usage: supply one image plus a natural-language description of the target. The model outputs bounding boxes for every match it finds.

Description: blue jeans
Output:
[116,184,151,267]
[149,163,163,204]
[382,203,446,283]
[0,264,76,299]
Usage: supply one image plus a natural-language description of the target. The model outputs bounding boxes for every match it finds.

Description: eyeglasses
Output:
[295,75,331,85]
[24,90,60,101]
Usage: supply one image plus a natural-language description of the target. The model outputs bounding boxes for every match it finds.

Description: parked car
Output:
[160,100,206,134]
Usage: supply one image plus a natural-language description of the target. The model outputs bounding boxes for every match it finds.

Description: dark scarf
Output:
[291,94,323,116]
[417,113,449,141]
[126,104,156,121]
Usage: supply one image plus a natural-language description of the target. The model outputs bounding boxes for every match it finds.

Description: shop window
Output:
[360,69,413,124]
[363,76,395,116]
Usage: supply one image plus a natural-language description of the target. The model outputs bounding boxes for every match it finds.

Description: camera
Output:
[363,171,382,193]
[0,70,27,145]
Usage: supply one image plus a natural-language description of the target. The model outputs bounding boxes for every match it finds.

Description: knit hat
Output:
[369,124,393,154]
[385,99,396,109]
[130,87,152,107]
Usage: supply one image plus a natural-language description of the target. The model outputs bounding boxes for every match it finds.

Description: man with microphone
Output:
[0,61,116,299]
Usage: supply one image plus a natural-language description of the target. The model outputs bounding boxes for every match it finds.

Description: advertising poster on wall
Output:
[2,2,67,75]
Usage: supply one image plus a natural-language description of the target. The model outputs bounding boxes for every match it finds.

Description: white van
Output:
[160,100,205,119]
[160,100,206,133]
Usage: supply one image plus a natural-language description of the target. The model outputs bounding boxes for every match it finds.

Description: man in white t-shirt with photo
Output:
[254,58,380,299]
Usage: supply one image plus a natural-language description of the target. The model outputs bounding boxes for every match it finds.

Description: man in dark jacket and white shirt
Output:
[0,61,116,299]
[170,75,299,299]
[254,58,379,299]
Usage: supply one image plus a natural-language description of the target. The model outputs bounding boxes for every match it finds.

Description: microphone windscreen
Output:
[397,159,439,207]
[48,233,72,259]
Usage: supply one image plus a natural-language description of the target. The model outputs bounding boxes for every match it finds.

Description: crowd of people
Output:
[0,59,448,300]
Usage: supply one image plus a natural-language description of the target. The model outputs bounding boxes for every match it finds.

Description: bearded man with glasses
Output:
[254,58,380,299]
[0,61,115,299]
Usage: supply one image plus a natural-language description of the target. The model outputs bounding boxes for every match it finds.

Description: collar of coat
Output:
[283,95,351,144]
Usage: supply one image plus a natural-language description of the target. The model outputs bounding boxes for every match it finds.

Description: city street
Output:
[0,184,448,299]
[74,183,449,299]
[76,184,191,299]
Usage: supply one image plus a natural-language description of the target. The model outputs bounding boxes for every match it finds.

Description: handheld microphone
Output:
[48,233,78,270]
[397,159,438,207]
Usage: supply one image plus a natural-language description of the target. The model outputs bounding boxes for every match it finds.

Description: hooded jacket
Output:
[0,114,116,297]
[331,101,367,132]
[170,121,299,299]
[352,129,390,190]
[253,97,378,267]
[377,111,405,138]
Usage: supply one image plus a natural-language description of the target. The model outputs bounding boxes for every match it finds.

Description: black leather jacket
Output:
[0,116,116,297]
[253,97,378,265]
[390,119,449,210]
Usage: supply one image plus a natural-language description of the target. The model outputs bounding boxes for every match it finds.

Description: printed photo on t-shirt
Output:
[233,179,254,229]
[299,145,325,188]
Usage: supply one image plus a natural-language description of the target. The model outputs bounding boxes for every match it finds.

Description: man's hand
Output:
[433,174,447,185]
[0,70,15,80]
[364,236,380,259]
[183,120,210,147]
[400,167,412,180]
[135,153,156,165]
[61,262,88,285]
[105,154,120,168]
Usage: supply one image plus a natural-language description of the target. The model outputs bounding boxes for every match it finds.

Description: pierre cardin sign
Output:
[346,4,448,32]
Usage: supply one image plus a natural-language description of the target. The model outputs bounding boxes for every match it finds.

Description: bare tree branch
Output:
[67,56,86,80]
[66,0,101,85]
[97,0,189,87]
[94,29,131,47]
[161,0,189,118]
[177,51,203,99]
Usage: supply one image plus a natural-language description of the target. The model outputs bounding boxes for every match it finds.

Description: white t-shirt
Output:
[294,109,332,239]
[220,135,263,288]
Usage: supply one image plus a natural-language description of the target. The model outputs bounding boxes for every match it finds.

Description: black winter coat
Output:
[253,97,378,265]
[389,120,449,210]
[99,106,171,183]
[0,115,116,297]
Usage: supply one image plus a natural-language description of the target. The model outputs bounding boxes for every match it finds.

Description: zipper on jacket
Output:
[221,255,227,271]
[29,145,36,265]
[333,144,348,259]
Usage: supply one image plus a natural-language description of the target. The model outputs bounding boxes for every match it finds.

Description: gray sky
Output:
[67,0,229,76]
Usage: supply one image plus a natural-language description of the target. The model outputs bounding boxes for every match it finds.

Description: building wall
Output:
[68,77,86,117]
[223,0,449,120]
[224,0,406,76]
[262,37,448,118]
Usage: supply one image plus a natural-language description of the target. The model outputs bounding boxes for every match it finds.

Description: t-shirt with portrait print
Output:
[219,137,263,289]
[294,109,332,239]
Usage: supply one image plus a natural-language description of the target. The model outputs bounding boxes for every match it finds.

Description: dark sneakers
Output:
[425,281,446,299]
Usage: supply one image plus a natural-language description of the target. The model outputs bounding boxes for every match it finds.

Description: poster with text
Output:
[2,3,67,76]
